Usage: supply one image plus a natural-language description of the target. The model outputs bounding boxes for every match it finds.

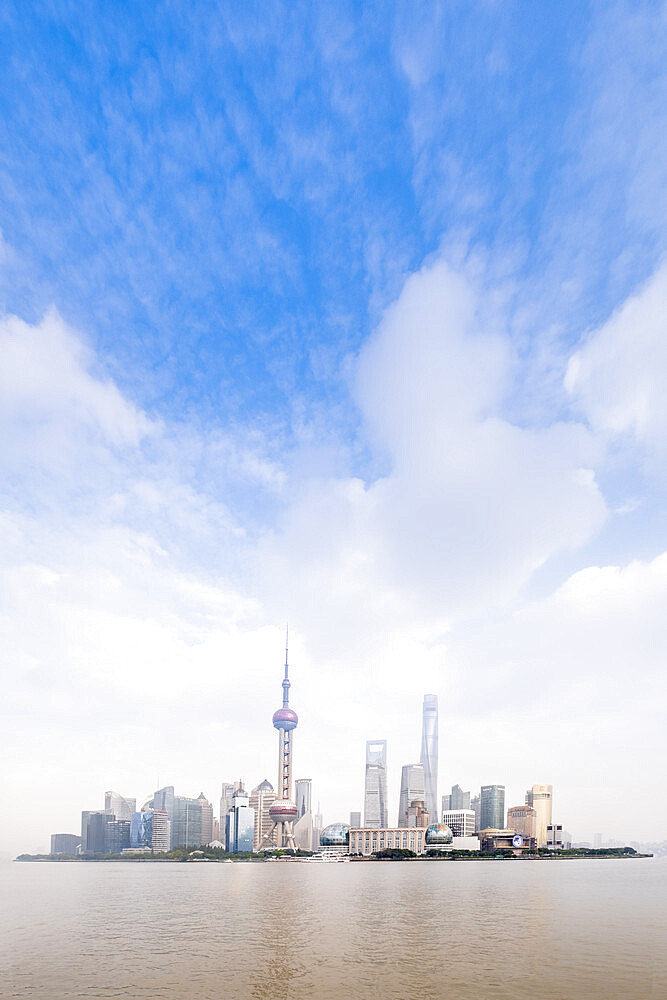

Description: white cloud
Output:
[0,308,155,461]
[2,258,666,853]
[260,261,605,649]
[566,262,667,453]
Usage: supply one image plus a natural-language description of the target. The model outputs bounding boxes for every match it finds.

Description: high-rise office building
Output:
[295,778,312,818]
[398,764,425,827]
[293,809,313,852]
[364,740,388,828]
[197,793,214,845]
[151,811,170,852]
[50,833,81,855]
[152,786,175,848]
[250,779,276,851]
[349,811,361,828]
[104,791,136,822]
[313,805,323,850]
[220,781,241,847]
[480,785,505,831]
[471,794,481,832]
[171,796,203,848]
[525,784,553,848]
[442,809,476,837]
[130,811,154,850]
[450,784,470,810]
[420,695,438,822]
[81,811,111,853]
[226,785,255,853]
[442,784,470,816]
[405,799,430,828]
[260,631,299,851]
[507,805,537,842]
[105,820,131,854]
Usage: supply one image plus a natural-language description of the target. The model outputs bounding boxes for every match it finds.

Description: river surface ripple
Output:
[1,858,665,1000]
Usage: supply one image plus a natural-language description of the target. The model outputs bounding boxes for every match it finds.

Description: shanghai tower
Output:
[420,694,438,822]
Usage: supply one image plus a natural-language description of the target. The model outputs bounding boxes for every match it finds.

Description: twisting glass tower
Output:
[260,630,299,851]
[420,694,439,822]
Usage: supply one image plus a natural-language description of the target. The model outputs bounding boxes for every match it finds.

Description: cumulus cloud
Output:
[0,309,155,463]
[2,259,666,852]
[259,261,607,649]
[566,262,667,455]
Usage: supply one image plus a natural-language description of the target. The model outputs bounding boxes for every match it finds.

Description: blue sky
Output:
[1,1,666,853]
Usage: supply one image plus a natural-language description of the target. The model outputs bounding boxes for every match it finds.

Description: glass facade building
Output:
[225,788,255,852]
[171,796,203,849]
[50,833,81,855]
[364,740,388,828]
[104,791,136,822]
[295,778,312,818]
[130,811,153,849]
[398,763,425,826]
[105,820,130,853]
[420,695,438,823]
[81,811,111,853]
[480,785,505,831]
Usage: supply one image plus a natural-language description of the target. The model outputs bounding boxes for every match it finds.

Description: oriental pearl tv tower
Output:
[260,629,299,851]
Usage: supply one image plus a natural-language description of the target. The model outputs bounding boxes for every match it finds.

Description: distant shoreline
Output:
[15,850,653,863]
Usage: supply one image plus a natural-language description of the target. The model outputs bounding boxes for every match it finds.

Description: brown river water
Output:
[1,858,665,999]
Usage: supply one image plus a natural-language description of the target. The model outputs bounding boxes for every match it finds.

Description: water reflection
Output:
[0,859,664,1000]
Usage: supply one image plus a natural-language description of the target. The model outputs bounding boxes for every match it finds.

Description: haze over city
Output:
[1,2,666,859]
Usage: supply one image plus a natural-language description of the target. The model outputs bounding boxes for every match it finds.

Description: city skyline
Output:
[2,3,666,858]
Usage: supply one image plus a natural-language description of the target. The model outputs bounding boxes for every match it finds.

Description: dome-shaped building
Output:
[313,822,350,858]
[320,823,350,847]
[425,823,454,852]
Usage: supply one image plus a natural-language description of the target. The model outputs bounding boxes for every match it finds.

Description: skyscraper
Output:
[507,805,536,842]
[471,794,481,832]
[480,785,505,830]
[450,784,470,810]
[220,781,241,847]
[349,811,361,828]
[295,778,312,818]
[153,786,175,846]
[249,779,276,851]
[293,809,313,852]
[398,763,425,826]
[105,820,130,854]
[525,784,553,848]
[171,796,202,848]
[151,811,170,852]
[197,793,214,845]
[225,785,255,853]
[130,811,154,850]
[81,810,111,853]
[260,631,299,851]
[104,791,136,822]
[364,740,388,827]
[420,695,438,822]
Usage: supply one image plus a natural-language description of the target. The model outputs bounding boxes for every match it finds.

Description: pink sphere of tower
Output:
[269,799,298,824]
[273,706,298,731]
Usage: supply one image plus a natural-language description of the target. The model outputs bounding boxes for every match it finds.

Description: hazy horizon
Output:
[1,2,666,858]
